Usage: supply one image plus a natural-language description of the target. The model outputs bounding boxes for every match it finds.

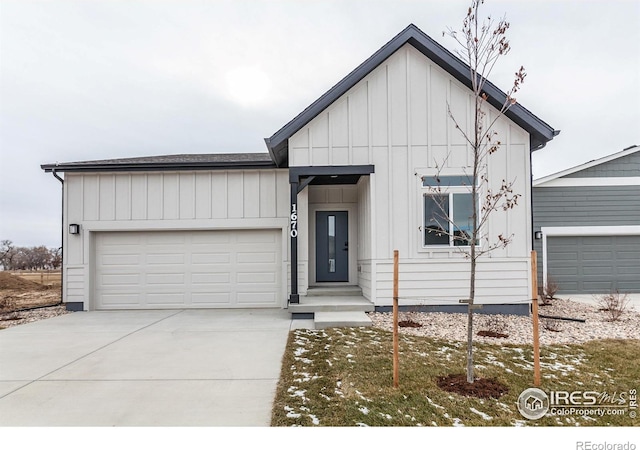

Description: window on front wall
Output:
[422,176,477,247]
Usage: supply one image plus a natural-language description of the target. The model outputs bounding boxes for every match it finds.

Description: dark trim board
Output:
[289,165,375,182]
[65,302,84,312]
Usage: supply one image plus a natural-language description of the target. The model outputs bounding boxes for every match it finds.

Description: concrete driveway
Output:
[0,309,305,426]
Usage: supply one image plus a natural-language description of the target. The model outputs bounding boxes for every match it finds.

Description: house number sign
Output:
[290,204,298,238]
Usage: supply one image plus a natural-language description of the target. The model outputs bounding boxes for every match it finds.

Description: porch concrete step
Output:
[306,286,363,296]
[288,296,375,314]
[314,311,372,329]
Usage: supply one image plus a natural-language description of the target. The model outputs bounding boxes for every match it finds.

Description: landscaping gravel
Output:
[368,299,640,345]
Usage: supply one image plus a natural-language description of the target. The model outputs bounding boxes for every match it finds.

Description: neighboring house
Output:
[42,24,557,314]
[533,145,640,295]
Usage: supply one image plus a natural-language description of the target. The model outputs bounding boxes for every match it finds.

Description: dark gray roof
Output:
[265,23,559,167]
[41,152,276,173]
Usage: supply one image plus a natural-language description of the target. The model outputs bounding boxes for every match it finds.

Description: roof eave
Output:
[41,160,278,173]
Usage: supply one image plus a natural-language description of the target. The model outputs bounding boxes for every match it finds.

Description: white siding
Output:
[62,169,291,309]
[290,43,532,306]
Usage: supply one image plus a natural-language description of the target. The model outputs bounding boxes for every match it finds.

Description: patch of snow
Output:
[425,396,445,410]
[469,408,493,420]
[356,423,369,427]
[359,406,370,415]
[452,418,465,427]
[309,414,320,425]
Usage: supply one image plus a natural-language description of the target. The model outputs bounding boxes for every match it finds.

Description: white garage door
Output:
[95,230,282,310]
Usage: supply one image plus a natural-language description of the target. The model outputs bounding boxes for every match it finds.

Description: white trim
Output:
[540,225,640,288]
[534,177,640,188]
[534,145,640,186]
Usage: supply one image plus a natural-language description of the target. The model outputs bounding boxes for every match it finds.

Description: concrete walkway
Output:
[0,309,310,426]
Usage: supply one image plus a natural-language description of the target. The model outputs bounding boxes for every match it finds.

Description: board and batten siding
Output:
[564,151,640,178]
[290,43,533,306]
[63,169,295,307]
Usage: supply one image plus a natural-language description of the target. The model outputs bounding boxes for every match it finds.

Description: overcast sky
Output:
[1,0,639,248]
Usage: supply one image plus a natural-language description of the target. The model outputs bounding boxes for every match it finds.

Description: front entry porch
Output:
[288,165,374,305]
[287,286,374,329]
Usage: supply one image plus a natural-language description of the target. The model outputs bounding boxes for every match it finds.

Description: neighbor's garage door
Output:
[95,230,281,309]
[547,235,640,294]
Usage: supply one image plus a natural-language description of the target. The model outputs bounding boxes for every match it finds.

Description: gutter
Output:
[41,160,277,173]
[51,169,64,306]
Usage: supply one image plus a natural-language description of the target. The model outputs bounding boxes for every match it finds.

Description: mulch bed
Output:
[477,330,509,338]
[398,320,422,328]
[436,373,509,399]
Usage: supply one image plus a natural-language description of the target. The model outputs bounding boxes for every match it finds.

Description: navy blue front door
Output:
[316,211,349,282]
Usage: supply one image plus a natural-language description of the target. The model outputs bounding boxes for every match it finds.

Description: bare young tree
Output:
[429,0,526,383]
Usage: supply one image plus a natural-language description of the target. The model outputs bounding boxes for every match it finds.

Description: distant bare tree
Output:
[50,247,62,269]
[0,241,59,270]
[1,240,15,270]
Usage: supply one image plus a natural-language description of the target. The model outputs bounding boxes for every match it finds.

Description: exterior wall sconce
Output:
[534,231,542,240]
[69,224,80,235]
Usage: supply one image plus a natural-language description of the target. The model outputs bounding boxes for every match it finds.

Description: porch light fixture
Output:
[534,231,542,240]
[69,224,80,235]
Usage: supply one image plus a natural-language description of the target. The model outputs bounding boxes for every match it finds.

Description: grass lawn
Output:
[271,327,639,427]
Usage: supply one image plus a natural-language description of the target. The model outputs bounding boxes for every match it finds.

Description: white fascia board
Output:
[534,177,640,187]
[533,145,640,186]
[541,226,640,237]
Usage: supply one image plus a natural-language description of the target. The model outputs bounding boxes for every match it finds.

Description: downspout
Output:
[51,169,64,307]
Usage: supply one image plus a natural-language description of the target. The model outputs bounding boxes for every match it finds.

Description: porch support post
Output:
[289,181,300,304]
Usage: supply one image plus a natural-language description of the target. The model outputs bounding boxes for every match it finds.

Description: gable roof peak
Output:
[265,23,558,167]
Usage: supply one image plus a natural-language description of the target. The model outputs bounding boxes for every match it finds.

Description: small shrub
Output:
[539,276,559,305]
[399,307,423,328]
[0,296,17,313]
[476,314,509,338]
[596,290,630,322]
[542,318,562,332]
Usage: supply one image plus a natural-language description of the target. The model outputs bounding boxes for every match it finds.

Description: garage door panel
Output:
[95,230,281,310]
[100,293,142,307]
[237,292,278,304]
[237,272,277,283]
[101,254,141,265]
[101,274,141,286]
[191,273,231,284]
[146,253,185,265]
[146,293,186,306]
[548,235,640,295]
[146,273,185,285]
[237,252,277,264]
[191,233,231,244]
[191,293,232,304]
[191,253,231,264]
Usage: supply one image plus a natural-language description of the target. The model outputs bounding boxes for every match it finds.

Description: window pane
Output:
[452,193,474,246]
[422,175,473,187]
[424,195,449,245]
[328,215,336,272]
